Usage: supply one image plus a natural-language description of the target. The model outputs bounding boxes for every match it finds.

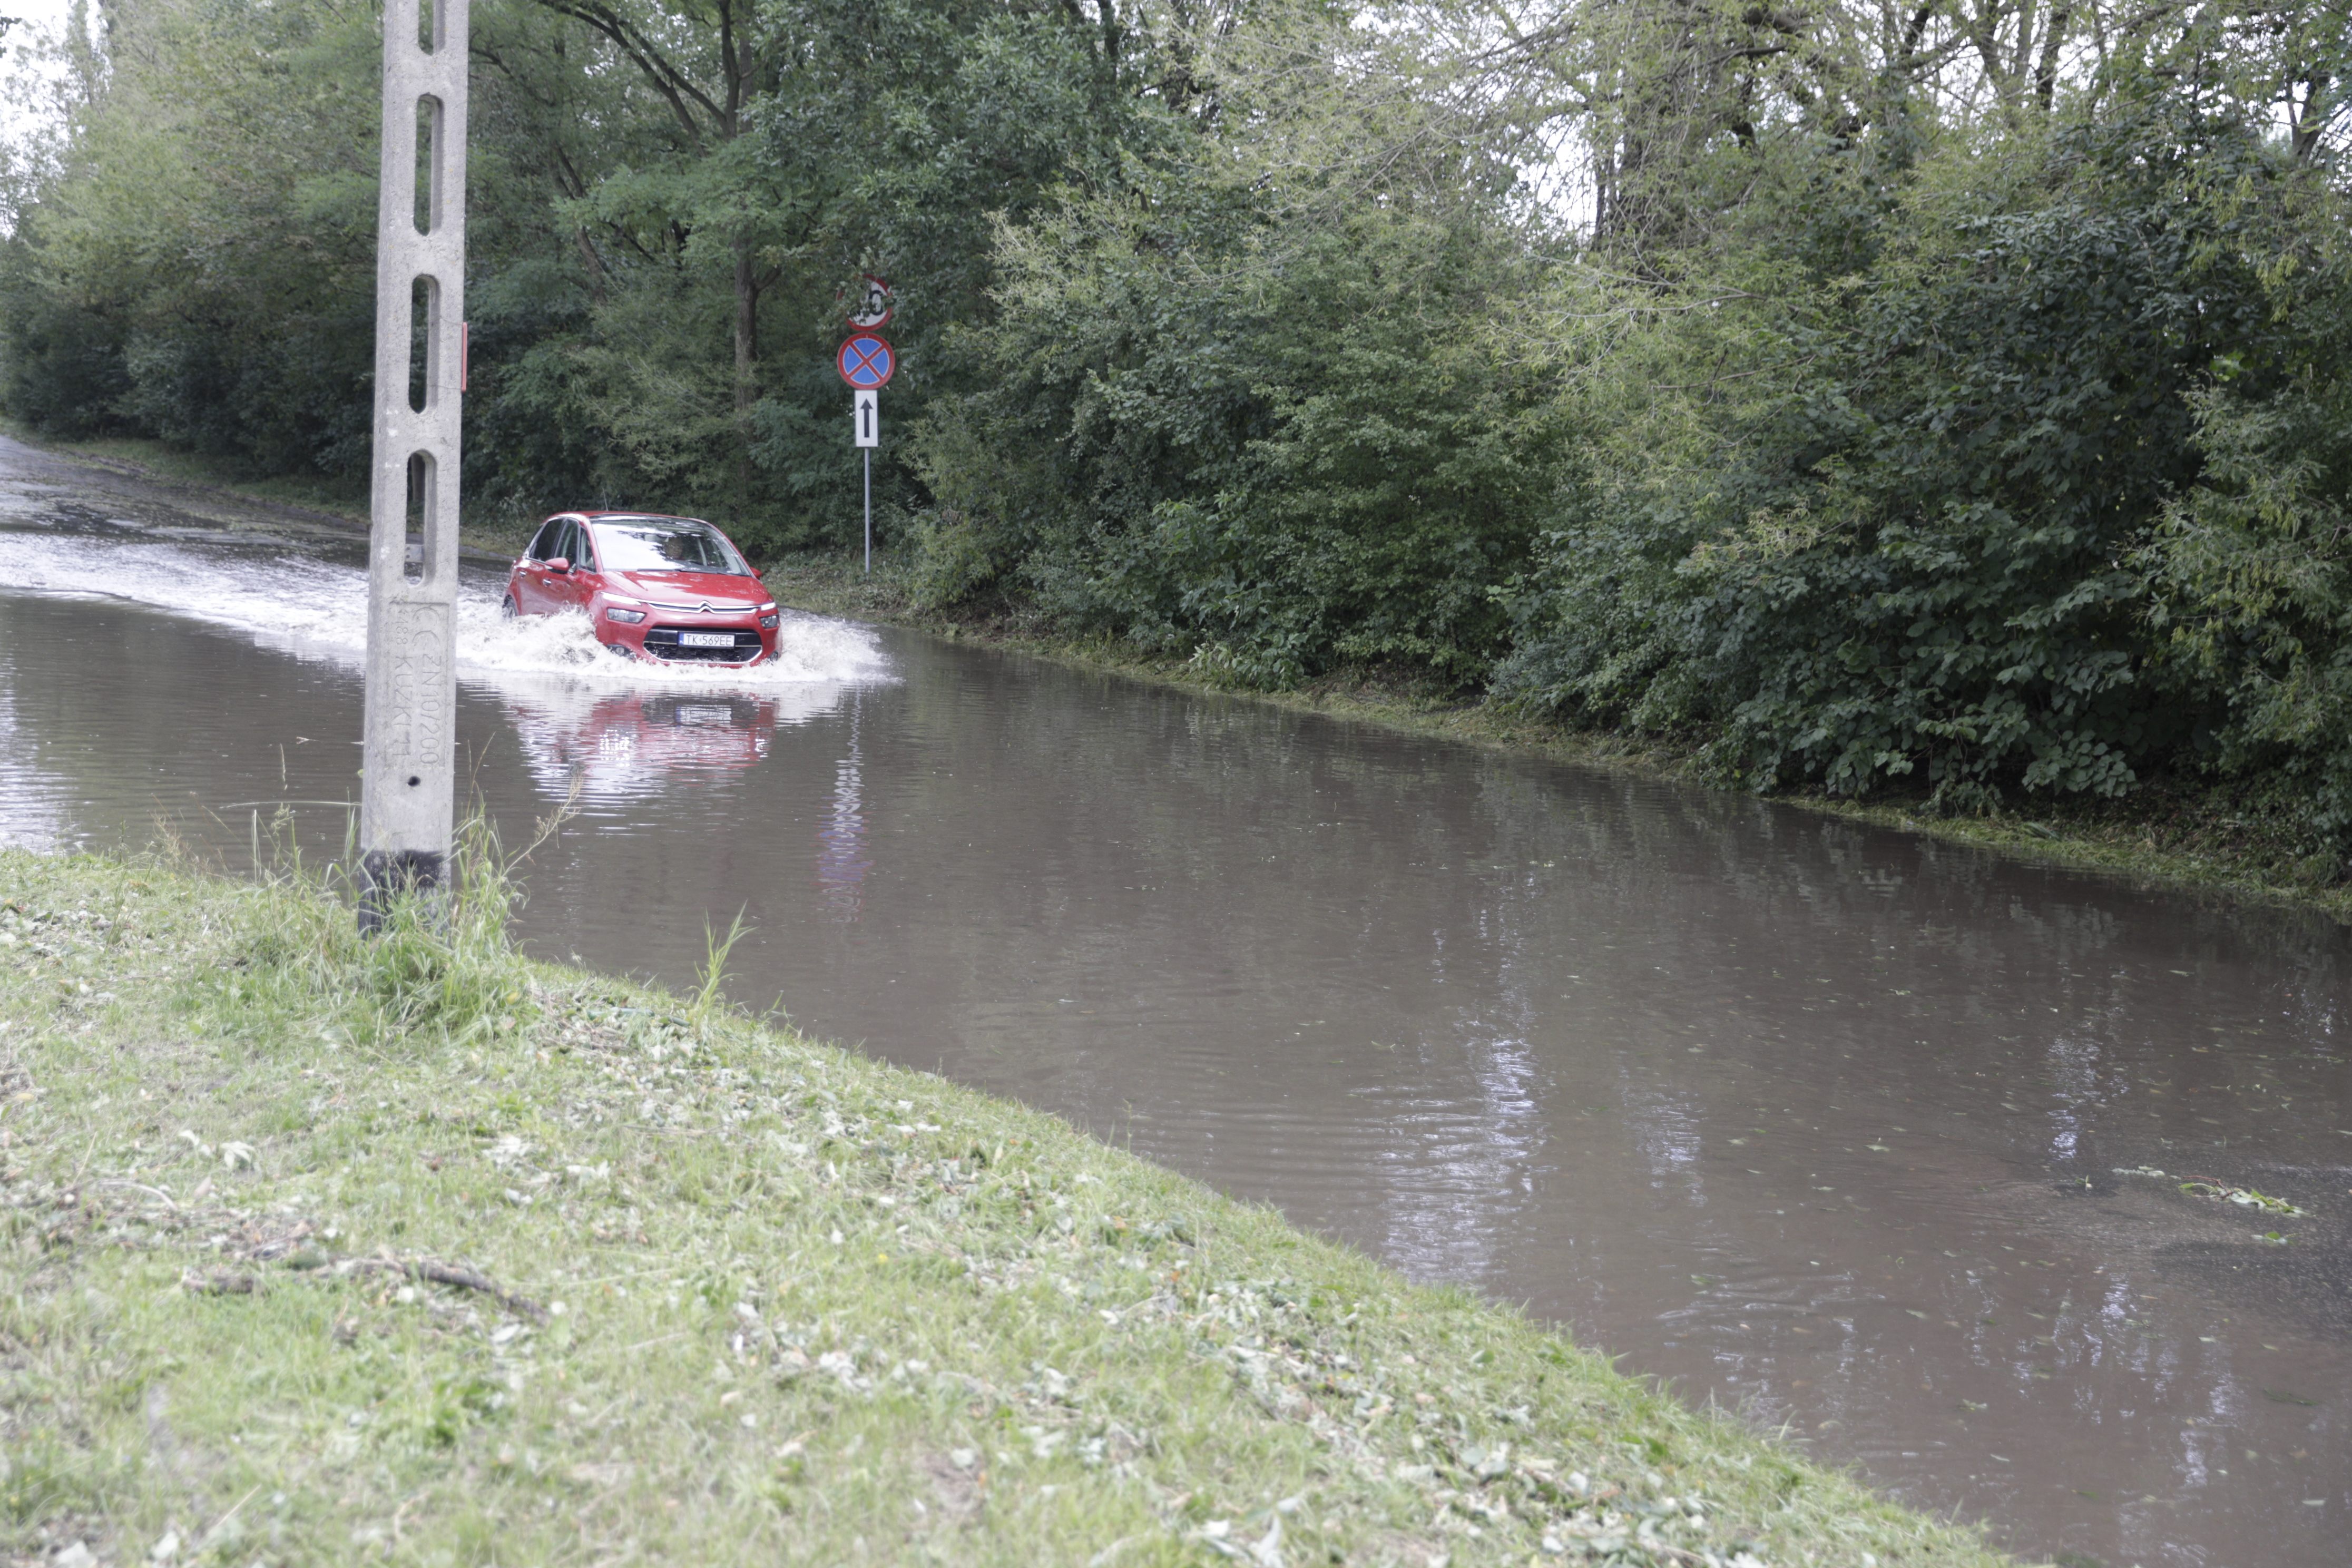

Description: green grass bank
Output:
[0,848,2013,1567]
[762,552,2352,927]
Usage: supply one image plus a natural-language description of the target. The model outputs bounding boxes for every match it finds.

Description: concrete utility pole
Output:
[359,0,468,928]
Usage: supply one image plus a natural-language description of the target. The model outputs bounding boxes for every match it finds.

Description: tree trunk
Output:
[734,235,758,502]
[2292,74,2331,160]
[2034,7,2071,112]
[575,229,606,307]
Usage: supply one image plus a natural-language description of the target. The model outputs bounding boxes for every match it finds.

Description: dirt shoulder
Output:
[0,423,516,562]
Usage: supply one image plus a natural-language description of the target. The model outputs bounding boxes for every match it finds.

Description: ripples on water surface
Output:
[3,437,2348,1567]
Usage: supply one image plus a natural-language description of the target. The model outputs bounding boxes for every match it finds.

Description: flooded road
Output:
[4,434,2348,1567]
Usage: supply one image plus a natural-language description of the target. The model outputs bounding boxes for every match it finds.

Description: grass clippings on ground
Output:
[0,848,2017,1566]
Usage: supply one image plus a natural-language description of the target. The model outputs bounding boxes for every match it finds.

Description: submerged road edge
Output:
[761,549,2352,930]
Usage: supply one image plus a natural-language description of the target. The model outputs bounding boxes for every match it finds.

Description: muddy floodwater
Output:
[4,434,2348,1567]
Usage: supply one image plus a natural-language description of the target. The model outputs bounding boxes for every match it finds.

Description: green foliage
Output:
[0,290,127,435]
[911,19,1569,687]
[1497,95,2352,830]
[1,0,380,471]
[0,0,1170,542]
[15,0,2352,845]
[2133,210,2352,841]
[228,806,548,1049]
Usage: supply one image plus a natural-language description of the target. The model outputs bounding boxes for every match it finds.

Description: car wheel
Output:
[499,594,518,619]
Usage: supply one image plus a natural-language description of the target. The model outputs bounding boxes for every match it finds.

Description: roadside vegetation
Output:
[8,2,2352,867]
[0,843,2014,1566]
[761,550,2352,925]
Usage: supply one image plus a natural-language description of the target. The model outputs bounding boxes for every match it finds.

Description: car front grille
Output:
[642,626,763,662]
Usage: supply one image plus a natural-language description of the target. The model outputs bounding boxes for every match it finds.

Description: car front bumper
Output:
[601,613,775,665]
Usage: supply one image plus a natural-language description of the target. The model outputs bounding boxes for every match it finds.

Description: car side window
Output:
[570,522,597,572]
[552,519,581,567]
[527,519,565,562]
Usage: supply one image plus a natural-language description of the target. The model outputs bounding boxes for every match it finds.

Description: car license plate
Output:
[676,704,732,726]
[680,631,736,648]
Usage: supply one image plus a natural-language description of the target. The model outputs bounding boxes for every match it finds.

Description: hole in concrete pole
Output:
[404,452,434,585]
[409,275,438,412]
[414,96,442,235]
[419,0,437,53]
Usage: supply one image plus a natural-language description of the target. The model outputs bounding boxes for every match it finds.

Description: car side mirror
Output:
[752,565,765,580]
[548,557,572,574]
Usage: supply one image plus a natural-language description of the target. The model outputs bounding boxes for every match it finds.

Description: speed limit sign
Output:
[844,275,894,330]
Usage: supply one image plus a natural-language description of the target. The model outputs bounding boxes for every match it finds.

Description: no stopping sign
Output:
[837,334,895,389]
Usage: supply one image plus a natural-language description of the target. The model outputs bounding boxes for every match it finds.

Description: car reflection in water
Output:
[500,682,850,805]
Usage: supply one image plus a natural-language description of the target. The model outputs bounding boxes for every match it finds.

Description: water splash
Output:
[0,528,891,690]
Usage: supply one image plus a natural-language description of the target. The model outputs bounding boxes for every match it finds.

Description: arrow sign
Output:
[837,332,895,389]
[854,388,878,447]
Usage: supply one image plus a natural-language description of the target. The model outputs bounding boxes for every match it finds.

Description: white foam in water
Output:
[0,529,894,691]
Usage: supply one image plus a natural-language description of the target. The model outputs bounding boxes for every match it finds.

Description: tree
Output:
[520,0,797,488]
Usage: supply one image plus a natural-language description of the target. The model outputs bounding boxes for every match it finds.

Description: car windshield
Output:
[590,518,749,575]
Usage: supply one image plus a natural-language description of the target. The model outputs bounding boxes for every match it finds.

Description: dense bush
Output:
[1493,99,2352,828]
[914,181,1570,685]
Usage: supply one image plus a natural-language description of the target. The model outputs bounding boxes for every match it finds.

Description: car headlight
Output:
[605,606,647,624]
[759,614,779,629]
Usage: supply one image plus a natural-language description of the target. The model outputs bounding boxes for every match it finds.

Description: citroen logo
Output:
[698,602,714,614]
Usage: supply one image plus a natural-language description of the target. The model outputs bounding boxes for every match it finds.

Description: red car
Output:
[502,511,779,665]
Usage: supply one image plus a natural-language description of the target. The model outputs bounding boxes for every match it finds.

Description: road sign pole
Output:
[360,0,468,930]
[838,334,892,577]
[851,386,879,573]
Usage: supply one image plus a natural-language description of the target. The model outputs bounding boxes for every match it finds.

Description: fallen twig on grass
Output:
[406,1258,549,1320]
[178,1238,545,1318]
[336,1252,548,1321]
